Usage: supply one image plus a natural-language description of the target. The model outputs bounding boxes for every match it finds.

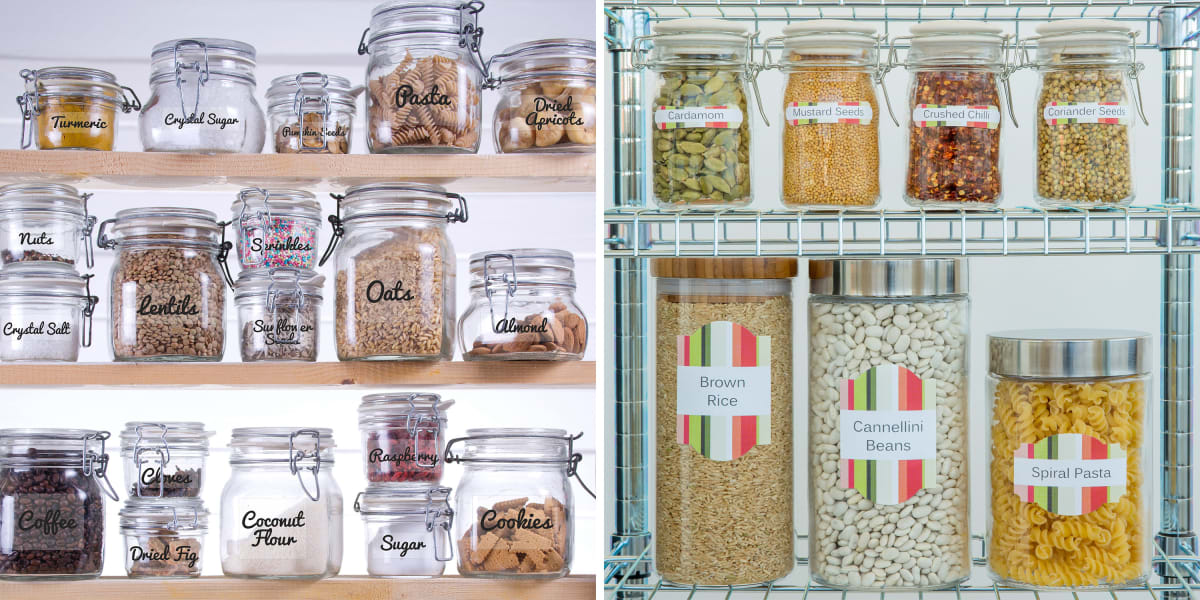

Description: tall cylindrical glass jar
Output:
[266,72,356,154]
[490,38,596,153]
[0,183,95,268]
[652,257,796,585]
[16,67,140,151]
[986,330,1151,589]
[808,259,971,590]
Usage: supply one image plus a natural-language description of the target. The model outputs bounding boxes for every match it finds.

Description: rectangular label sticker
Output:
[912,104,1000,128]
[786,101,873,125]
[1013,433,1127,516]
[654,106,744,130]
[1043,102,1130,125]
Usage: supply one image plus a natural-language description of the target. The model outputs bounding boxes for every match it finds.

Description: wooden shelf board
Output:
[0,360,595,387]
[0,150,595,193]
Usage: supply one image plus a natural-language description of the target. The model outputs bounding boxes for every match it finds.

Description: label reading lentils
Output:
[912,104,1000,129]
[1013,433,1127,516]
[1043,102,1130,125]
[653,105,744,130]
[786,101,873,125]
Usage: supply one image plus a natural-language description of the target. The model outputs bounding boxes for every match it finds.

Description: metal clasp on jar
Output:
[265,268,305,346]
[16,69,41,150]
[291,73,334,151]
[483,252,518,327]
[444,431,595,499]
[172,39,212,118]
[289,428,323,502]
[356,1,494,88]
[234,187,273,267]
[81,430,120,501]
[133,423,173,498]
[81,273,97,349]
[317,189,470,267]
[425,486,455,562]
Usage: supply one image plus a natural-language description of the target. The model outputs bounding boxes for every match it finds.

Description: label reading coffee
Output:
[480,507,553,533]
[368,446,440,467]
[13,493,85,551]
[1043,102,1130,125]
[526,96,584,130]
[912,104,1000,129]
[130,541,199,568]
[137,294,199,316]
[395,84,452,109]
[366,280,415,303]
[380,535,427,556]
[786,101,873,125]
[1013,433,1127,516]
[49,113,109,130]
[164,112,240,130]
[3,321,71,340]
[654,105,744,130]
[18,231,54,245]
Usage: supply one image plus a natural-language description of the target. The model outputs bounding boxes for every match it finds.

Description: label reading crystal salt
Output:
[1043,102,1130,125]
[912,104,1000,128]
[654,106,744,130]
[676,321,771,461]
[232,497,312,559]
[1013,433,1127,516]
[838,364,937,505]
[786,101,873,125]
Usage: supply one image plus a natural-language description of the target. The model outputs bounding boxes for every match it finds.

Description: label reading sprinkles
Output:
[1013,433,1127,516]
[913,104,1000,129]
[786,101,873,125]
[654,106,744,130]
[1043,102,1130,125]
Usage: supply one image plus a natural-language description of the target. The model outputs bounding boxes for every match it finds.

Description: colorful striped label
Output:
[1013,433,1127,516]
[654,106,743,130]
[1043,102,1129,125]
[838,364,937,505]
[676,321,771,461]
[786,101,873,125]
[913,104,1000,129]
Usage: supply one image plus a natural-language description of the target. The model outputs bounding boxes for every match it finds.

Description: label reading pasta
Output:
[1043,102,1130,125]
[654,106,744,130]
[912,104,1000,129]
[786,101,873,125]
[838,364,937,505]
[676,320,771,461]
[1013,433,1127,516]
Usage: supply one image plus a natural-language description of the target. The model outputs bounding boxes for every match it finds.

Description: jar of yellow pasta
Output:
[986,329,1150,589]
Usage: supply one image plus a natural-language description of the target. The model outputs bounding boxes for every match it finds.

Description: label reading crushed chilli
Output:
[912,104,1000,129]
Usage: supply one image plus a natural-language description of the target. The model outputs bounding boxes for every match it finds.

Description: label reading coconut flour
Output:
[1013,433,1127,516]
[233,497,311,560]
[676,321,771,461]
[786,102,873,125]
[654,106,744,130]
[838,364,937,505]
[912,104,1000,129]
[1043,102,1130,125]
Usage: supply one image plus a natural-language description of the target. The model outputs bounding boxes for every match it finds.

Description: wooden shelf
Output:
[0,574,596,599]
[0,150,595,193]
[0,360,595,387]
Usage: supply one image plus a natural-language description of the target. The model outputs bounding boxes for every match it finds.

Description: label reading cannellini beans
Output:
[912,104,1000,129]
[786,101,873,125]
[1013,433,1127,516]
[654,105,744,130]
[1043,102,1130,125]
[676,320,771,461]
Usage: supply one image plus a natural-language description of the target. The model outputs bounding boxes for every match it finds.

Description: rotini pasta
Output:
[366,50,481,153]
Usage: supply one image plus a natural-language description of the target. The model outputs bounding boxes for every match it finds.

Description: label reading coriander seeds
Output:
[1043,102,1130,125]
[912,104,1000,129]
[786,101,873,125]
[1013,433,1127,516]
[654,106,744,130]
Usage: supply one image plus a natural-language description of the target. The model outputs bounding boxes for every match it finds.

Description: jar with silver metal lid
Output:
[359,393,452,484]
[0,262,97,362]
[986,329,1151,590]
[139,38,266,153]
[120,422,214,499]
[235,268,324,362]
[17,67,140,151]
[459,249,588,361]
[266,72,356,154]
[808,259,971,590]
[119,498,209,578]
[0,183,96,268]
[354,484,454,578]
[231,188,322,270]
[490,38,596,153]
[220,427,342,580]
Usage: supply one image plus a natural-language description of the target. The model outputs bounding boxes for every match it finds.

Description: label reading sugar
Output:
[838,364,937,505]
[654,106,744,130]
[676,321,771,461]
[912,104,1000,128]
[786,101,873,125]
[233,497,312,560]
[1013,433,1127,516]
[1043,102,1130,125]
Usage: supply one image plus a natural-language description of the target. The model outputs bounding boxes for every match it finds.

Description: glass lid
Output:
[234,267,325,299]
[339,182,468,222]
[358,392,455,426]
[364,0,481,47]
[266,72,357,109]
[119,421,215,454]
[0,182,88,217]
[469,248,576,289]
[120,498,210,531]
[98,207,222,247]
[231,187,322,221]
[491,38,596,81]
[0,261,91,298]
[356,483,452,516]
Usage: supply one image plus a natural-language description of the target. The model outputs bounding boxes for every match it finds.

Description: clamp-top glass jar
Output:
[231,188,322,270]
[359,0,489,153]
[0,183,95,268]
[120,422,214,499]
[459,249,588,360]
[119,499,209,578]
[490,38,596,153]
[139,38,266,153]
[16,67,140,151]
[220,428,342,580]
[0,428,119,580]
[359,392,453,484]
[0,263,97,362]
[267,72,356,154]
[235,268,324,362]
[355,484,455,577]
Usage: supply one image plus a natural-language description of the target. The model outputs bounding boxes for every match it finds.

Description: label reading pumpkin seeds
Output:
[786,101,873,125]
[1013,433,1127,516]
[654,105,744,130]
[912,104,1000,129]
[676,320,771,461]
[1043,102,1130,125]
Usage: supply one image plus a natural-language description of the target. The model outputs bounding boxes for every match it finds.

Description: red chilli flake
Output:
[906,70,1002,205]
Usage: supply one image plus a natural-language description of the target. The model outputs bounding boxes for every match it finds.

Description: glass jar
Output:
[234,268,324,362]
[321,182,467,361]
[220,428,342,580]
[17,67,140,151]
[120,422,213,499]
[642,18,761,209]
[1028,21,1145,208]
[807,259,970,590]
[901,21,1013,208]
[0,428,119,580]
[232,188,322,270]
[97,207,230,362]
[359,0,489,154]
[459,249,588,361]
[354,484,454,578]
[266,72,355,154]
[119,498,208,578]
[769,21,884,208]
[358,392,453,484]
[986,330,1151,589]
[447,428,578,579]
[0,263,97,362]
[491,38,596,153]
[139,38,266,153]
[652,257,796,585]
[0,183,96,268]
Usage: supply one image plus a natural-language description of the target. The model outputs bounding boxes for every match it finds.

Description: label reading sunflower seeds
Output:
[912,104,1000,128]
[1043,102,1130,125]
[1013,433,1127,516]
[786,101,873,125]
[654,106,744,130]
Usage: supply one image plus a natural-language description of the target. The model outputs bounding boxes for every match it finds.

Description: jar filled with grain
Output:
[1027,21,1145,208]
[320,183,468,361]
[652,257,796,585]
[768,21,886,208]
[16,67,140,151]
[808,259,970,590]
[266,73,356,154]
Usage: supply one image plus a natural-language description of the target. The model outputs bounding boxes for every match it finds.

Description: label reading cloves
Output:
[164,112,240,130]
[140,467,194,488]
[380,536,426,556]
[3,321,71,339]
[526,96,584,130]
[138,295,200,316]
[366,280,415,303]
[395,84,452,109]
[18,232,54,246]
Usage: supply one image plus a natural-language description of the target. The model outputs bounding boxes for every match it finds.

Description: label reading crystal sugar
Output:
[1043,102,1130,125]
[1013,433,1127,516]
[654,106,744,129]
[786,101,873,125]
[912,104,1000,128]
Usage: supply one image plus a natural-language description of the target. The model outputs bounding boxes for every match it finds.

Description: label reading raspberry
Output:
[786,101,873,125]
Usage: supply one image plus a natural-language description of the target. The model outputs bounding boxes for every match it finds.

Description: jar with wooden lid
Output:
[652,257,797,585]
[17,67,140,151]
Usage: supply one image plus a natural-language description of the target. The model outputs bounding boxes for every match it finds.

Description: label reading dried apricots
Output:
[912,104,1000,128]
[786,101,873,125]
[654,105,744,129]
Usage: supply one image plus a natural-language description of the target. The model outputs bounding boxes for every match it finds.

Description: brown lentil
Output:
[111,247,225,361]
[906,70,1002,206]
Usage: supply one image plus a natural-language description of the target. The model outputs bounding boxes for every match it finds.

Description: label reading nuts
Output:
[654,105,744,129]
[1013,433,1127,516]
[164,112,240,130]
[394,84,452,109]
[3,321,71,339]
[137,294,200,316]
[786,101,873,125]
[1043,102,1130,125]
[526,96,585,130]
[912,104,1000,129]
[365,280,415,303]
[17,231,54,246]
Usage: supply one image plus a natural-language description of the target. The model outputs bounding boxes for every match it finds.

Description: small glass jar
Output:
[17,67,140,151]
[0,428,119,580]
[232,188,322,270]
[235,268,324,362]
[0,263,97,362]
[986,330,1151,589]
[267,72,355,154]
[459,249,588,360]
[491,38,596,153]
[139,38,266,153]
[355,484,454,578]
[119,499,209,579]
[359,0,489,154]
[0,183,96,268]
[120,422,213,499]
[220,428,342,580]
[808,259,971,590]
[97,207,230,362]
[358,392,453,484]
[321,182,468,361]
[447,428,577,579]
[901,21,1012,208]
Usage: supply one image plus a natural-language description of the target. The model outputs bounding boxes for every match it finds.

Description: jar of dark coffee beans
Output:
[358,392,453,484]
[120,422,214,499]
[0,428,119,580]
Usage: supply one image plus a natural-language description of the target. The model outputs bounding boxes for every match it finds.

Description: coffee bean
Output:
[0,454,105,578]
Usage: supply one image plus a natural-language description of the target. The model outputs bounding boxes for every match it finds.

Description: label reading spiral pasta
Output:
[1013,433,1127,516]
